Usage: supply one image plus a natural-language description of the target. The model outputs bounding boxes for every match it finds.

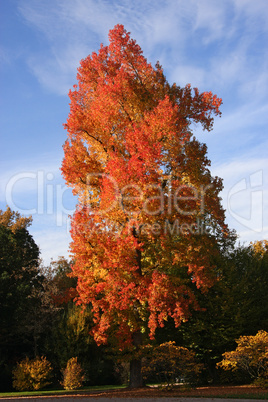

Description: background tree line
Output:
[0,208,118,390]
[1,206,267,390]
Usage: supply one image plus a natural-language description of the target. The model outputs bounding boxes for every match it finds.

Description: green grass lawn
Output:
[0,384,126,398]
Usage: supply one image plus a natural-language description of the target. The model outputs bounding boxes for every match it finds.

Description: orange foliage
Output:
[62,24,230,349]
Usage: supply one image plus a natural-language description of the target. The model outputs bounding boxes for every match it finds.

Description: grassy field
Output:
[0,384,125,398]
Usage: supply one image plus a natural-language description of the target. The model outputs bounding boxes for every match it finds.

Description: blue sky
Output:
[1,0,267,264]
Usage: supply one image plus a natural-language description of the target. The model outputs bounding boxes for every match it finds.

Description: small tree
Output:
[142,341,203,388]
[62,357,85,390]
[217,330,268,386]
[12,356,53,391]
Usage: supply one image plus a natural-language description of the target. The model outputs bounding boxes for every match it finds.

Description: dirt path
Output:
[0,398,266,402]
[1,395,263,402]
[0,386,266,401]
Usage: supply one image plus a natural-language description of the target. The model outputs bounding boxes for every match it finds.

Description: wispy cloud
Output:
[30,221,73,265]
[212,155,268,242]
[0,153,76,231]
[193,1,230,44]
[18,0,268,98]
[0,46,12,66]
[11,0,267,261]
[0,154,76,264]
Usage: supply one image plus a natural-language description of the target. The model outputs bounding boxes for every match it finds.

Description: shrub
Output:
[12,356,53,391]
[142,341,203,389]
[217,330,268,386]
[62,357,85,390]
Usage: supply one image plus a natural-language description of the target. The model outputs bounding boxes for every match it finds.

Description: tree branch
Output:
[79,128,108,153]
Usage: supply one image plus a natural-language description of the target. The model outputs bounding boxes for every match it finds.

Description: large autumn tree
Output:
[62,24,231,387]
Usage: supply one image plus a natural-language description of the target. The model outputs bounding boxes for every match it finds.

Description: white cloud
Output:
[17,0,268,98]
[211,156,268,242]
[30,223,72,265]
[211,48,246,84]
[0,153,75,221]
[239,69,268,101]
[16,0,193,94]
[27,45,88,95]
[0,46,12,66]
[218,102,268,136]
[0,155,76,264]
[193,1,229,44]
[195,101,268,167]
[171,64,205,88]
[233,0,268,34]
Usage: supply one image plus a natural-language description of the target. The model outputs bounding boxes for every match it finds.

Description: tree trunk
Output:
[129,228,144,388]
[129,331,144,388]
[129,358,143,388]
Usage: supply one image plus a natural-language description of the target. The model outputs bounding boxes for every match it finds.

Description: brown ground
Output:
[70,385,266,399]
